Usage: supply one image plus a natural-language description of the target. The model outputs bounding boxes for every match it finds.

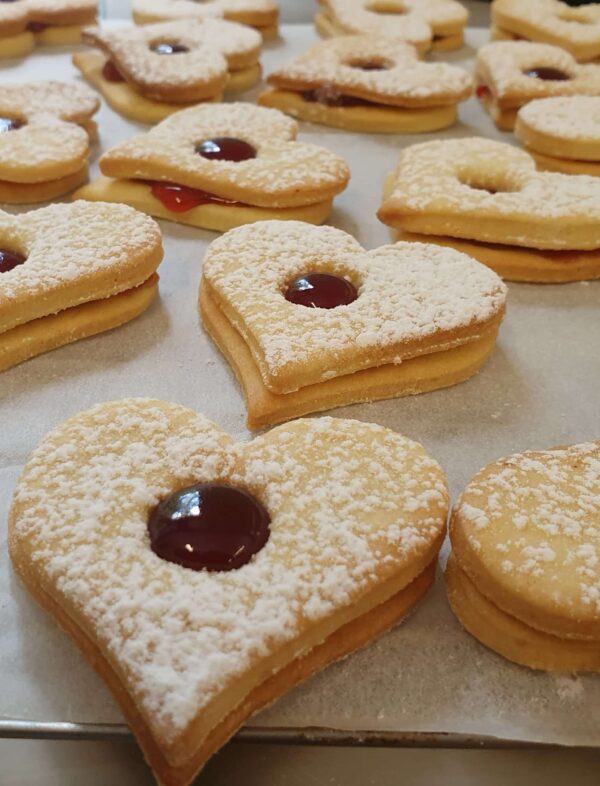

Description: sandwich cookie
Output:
[0,0,96,59]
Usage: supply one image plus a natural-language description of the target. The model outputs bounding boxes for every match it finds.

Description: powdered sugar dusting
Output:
[0,0,96,34]
[132,0,277,25]
[518,96,600,146]
[10,398,448,742]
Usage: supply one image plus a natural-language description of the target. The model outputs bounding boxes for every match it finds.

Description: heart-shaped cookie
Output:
[492,0,600,62]
[0,201,162,372]
[9,398,449,786]
[315,0,468,53]
[475,41,600,130]
[258,34,473,133]
[200,221,506,428]
[132,0,279,40]
[74,103,350,232]
[379,137,600,282]
[0,0,96,59]
[446,440,600,671]
[73,19,262,124]
[0,80,100,203]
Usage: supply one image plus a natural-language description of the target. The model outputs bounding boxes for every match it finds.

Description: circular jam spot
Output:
[151,42,190,55]
[102,60,125,83]
[0,249,26,273]
[148,483,270,572]
[524,67,571,81]
[285,273,358,309]
[0,117,25,133]
[196,137,257,162]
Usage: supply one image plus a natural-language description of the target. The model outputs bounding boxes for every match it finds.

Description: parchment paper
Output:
[1,25,599,746]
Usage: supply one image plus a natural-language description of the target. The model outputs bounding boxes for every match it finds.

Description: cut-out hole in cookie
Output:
[196,137,257,162]
[346,58,392,71]
[284,273,359,309]
[0,117,26,133]
[0,249,27,274]
[150,41,190,55]
[458,175,518,195]
[102,60,126,83]
[148,483,271,572]
[523,67,571,81]
[367,1,408,16]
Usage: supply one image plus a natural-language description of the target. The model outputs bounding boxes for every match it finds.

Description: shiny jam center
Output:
[196,137,257,162]
[102,60,126,83]
[524,67,570,81]
[0,249,26,273]
[0,116,25,133]
[147,181,242,212]
[148,483,271,572]
[151,42,190,54]
[285,273,358,309]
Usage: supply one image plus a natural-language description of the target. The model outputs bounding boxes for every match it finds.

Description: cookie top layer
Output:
[9,398,448,746]
[320,0,433,50]
[202,221,506,394]
[132,0,278,27]
[99,103,350,208]
[266,35,473,108]
[475,42,600,108]
[451,441,600,641]
[0,0,97,37]
[0,80,99,122]
[518,96,600,145]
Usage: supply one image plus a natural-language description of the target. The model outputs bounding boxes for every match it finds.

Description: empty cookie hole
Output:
[458,175,519,195]
[149,40,190,54]
[345,58,393,71]
[367,1,408,15]
[282,270,361,309]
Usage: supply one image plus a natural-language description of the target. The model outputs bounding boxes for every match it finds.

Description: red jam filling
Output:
[285,273,358,309]
[301,84,379,108]
[147,181,243,212]
[196,137,257,162]
[26,21,48,32]
[0,117,25,132]
[476,84,491,100]
[148,483,270,572]
[102,60,126,83]
[151,42,190,54]
[0,249,26,273]
[524,67,570,81]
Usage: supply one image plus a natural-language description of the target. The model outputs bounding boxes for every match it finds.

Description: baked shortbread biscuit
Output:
[74,104,350,232]
[73,20,262,124]
[491,0,600,63]
[0,0,96,59]
[315,0,468,53]
[0,202,162,372]
[132,0,279,40]
[0,81,100,203]
[258,35,473,134]
[475,41,600,131]
[9,398,449,785]
[379,137,600,282]
[446,441,600,672]
[200,221,507,429]
[516,96,600,176]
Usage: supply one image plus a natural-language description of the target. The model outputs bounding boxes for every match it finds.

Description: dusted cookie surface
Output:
[0,0,96,58]
[379,137,600,282]
[475,41,600,131]
[74,103,349,231]
[0,80,99,202]
[132,0,279,38]
[492,0,600,63]
[447,441,600,671]
[258,34,472,134]
[200,220,506,427]
[0,201,162,371]
[9,398,448,786]
[73,19,261,123]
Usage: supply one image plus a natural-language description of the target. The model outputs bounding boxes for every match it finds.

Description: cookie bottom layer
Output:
[258,89,457,134]
[200,285,500,429]
[0,23,92,58]
[0,274,158,372]
[73,176,333,232]
[445,555,600,672]
[526,148,600,176]
[477,91,519,131]
[0,165,88,204]
[394,230,600,283]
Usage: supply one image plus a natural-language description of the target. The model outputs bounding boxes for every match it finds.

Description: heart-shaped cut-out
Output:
[446,440,600,672]
[9,398,449,786]
[0,201,162,371]
[74,103,350,232]
[132,0,279,39]
[200,221,506,426]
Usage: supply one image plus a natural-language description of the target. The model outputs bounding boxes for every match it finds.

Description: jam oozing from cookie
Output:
[0,117,25,133]
[27,22,48,33]
[148,483,270,571]
[301,84,379,108]
[148,181,244,212]
[524,67,571,81]
[285,273,358,309]
[102,60,126,83]
[196,137,257,162]
[151,42,190,55]
[0,249,26,274]
[476,85,491,99]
